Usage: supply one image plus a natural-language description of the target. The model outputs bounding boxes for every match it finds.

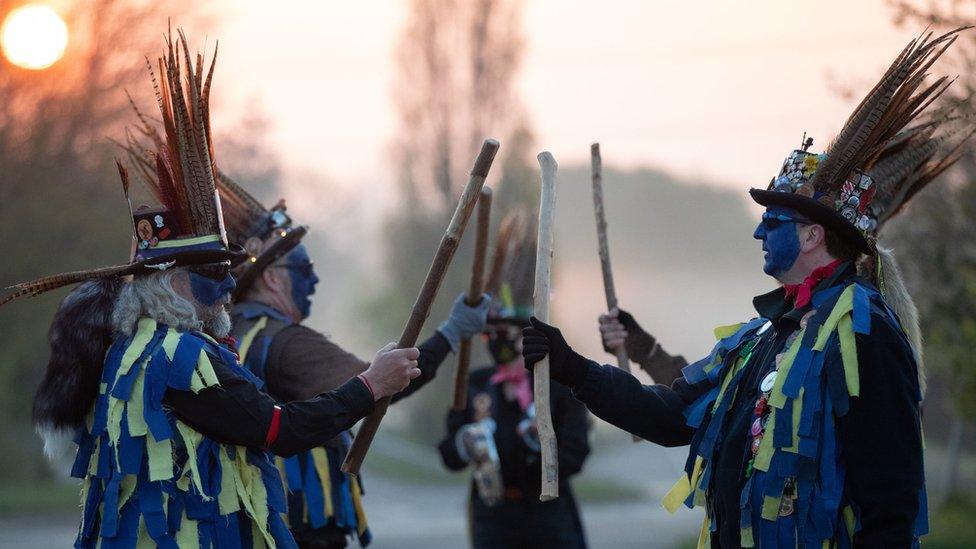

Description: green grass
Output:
[924,493,976,549]
[0,479,80,516]
[572,476,644,503]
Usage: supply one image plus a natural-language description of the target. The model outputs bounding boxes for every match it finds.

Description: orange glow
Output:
[1,4,68,70]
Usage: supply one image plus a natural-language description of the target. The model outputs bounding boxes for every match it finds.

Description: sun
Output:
[1,4,68,70]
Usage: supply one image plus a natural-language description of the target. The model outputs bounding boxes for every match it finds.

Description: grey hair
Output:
[112,270,202,335]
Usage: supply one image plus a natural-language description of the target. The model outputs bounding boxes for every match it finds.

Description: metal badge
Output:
[760,371,778,393]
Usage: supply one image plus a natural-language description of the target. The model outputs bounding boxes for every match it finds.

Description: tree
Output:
[364,0,535,440]
[884,0,976,499]
[0,0,208,479]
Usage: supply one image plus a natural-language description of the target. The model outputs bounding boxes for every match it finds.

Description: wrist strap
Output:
[357,374,376,400]
[264,405,282,448]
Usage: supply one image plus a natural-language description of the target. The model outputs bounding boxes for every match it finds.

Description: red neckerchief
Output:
[489,358,533,412]
[783,259,844,308]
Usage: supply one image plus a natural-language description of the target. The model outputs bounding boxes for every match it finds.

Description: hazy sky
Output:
[212,0,925,201]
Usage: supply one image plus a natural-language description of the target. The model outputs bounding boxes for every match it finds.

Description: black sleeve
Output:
[437,381,476,471]
[553,384,591,478]
[574,360,705,447]
[163,356,375,458]
[837,313,923,548]
[391,331,453,403]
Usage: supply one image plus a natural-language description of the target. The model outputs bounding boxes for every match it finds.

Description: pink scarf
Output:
[490,358,533,412]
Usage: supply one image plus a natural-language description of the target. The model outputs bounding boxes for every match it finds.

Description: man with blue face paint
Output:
[517,31,973,549]
[7,31,427,548]
[219,181,490,548]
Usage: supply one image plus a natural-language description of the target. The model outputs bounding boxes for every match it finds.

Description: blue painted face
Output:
[188,271,236,307]
[753,206,805,278]
[281,244,318,319]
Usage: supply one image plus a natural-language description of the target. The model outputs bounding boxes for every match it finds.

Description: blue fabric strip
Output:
[168,334,205,391]
[853,285,872,335]
[302,451,327,528]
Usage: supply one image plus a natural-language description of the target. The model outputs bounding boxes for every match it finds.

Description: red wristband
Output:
[357,374,376,400]
[264,405,282,448]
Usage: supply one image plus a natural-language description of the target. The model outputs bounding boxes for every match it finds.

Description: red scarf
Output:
[783,259,844,308]
[490,358,533,412]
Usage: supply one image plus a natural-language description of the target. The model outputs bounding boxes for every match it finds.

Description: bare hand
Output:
[599,307,628,353]
[361,342,421,400]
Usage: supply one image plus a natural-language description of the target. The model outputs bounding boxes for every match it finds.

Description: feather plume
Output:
[1,264,136,308]
[485,210,524,295]
[811,28,967,193]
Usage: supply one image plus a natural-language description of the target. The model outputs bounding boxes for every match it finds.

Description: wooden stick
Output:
[591,143,641,443]
[342,139,500,475]
[451,187,493,410]
[534,151,559,501]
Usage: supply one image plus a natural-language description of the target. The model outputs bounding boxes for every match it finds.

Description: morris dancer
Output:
[440,227,590,549]
[214,173,488,548]
[521,30,970,547]
[7,31,421,548]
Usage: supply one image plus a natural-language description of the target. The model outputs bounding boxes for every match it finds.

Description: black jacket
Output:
[575,265,924,548]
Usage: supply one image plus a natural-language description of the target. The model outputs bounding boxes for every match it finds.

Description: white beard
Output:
[202,300,232,339]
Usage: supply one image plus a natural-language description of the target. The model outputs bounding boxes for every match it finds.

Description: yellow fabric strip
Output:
[108,319,157,453]
[814,285,855,351]
[697,516,711,549]
[843,505,856,540]
[351,475,369,535]
[126,369,148,437]
[713,323,744,341]
[136,516,153,549]
[740,525,755,548]
[754,409,776,473]
[176,422,209,498]
[146,432,174,482]
[663,456,704,513]
[161,329,182,361]
[217,447,241,515]
[838,315,860,397]
[174,510,200,549]
[761,494,781,521]
[226,446,276,549]
[311,447,336,518]
[238,317,269,362]
[152,234,222,249]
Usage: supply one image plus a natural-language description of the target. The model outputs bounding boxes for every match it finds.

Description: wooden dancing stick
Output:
[591,142,641,443]
[451,187,493,411]
[342,138,500,475]
[534,151,559,501]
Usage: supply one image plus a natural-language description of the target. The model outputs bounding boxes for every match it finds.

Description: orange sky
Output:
[212,0,929,204]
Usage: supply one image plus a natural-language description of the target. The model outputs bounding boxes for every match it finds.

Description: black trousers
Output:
[469,490,587,549]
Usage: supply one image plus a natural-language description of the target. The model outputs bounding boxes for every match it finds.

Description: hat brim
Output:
[133,243,248,274]
[232,226,308,300]
[749,188,874,255]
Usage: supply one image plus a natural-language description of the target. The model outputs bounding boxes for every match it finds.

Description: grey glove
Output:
[437,292,491,352]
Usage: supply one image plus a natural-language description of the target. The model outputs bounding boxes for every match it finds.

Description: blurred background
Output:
[1,0,974,547]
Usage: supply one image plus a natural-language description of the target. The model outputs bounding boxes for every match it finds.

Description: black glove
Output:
[605,309,658,364]
[521,316,591,389]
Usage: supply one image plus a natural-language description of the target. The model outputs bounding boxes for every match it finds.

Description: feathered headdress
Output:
[1,29,243,308]
[215,173,308,300]
[750,28,972,255]
[486,210,535,325]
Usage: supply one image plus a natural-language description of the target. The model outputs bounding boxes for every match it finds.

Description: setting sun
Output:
[1,4,68,70]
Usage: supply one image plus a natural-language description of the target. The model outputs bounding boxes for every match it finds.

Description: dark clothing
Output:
[469,493,586,549]
[231,301,453,549]
[162,346,375,458]
[265,322,452,402]
[575,265,924,548]
[439,366,591,548]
